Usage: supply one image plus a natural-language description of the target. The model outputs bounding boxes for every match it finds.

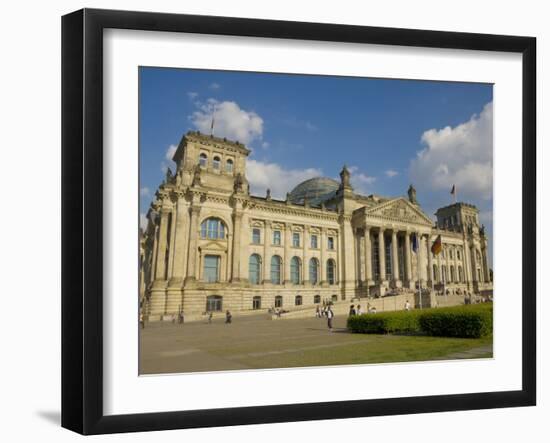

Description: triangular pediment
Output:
[365,198,433,226]
[198,240,228,252]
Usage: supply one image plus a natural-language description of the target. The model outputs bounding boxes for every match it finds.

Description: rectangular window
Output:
[310,234,318,249]
[252,228,261,244]
[328,236,334,250]
[204,255,220,282]
[292,232,300,247]
[273,230,281,245]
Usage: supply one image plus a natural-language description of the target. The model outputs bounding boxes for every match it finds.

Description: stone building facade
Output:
[140,131,493,320]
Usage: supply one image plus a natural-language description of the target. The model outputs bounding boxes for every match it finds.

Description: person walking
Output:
[356,304,363,315]
[225,310,232,324]
[327,306,335,332]
[208,311,213,324]
[404,300,411,311]
[348,304,356,316]
[139,311,145,329]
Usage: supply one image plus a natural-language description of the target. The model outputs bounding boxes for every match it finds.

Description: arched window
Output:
[270,255,282,285]
[458,266,463,282]
[290,257,301,284]
[213,156,221,170]
[442,266,447,282]
[201,218,226,239]
[314,295,321,304]
[457,249,461,260]
[199,152,208,168]
[225,158,234,173]
[295,295,303,306]
[450,266,456,283]
[327,259,336,285]
[309,258,319,284]
[206,295,223,311]
[274,295,283,308]
[332,294,338,302]
[249,254,261,284]
[433,264,439,282]
[252,296,261,310]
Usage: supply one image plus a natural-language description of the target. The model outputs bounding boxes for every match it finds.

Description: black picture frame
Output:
[61,8,536,435]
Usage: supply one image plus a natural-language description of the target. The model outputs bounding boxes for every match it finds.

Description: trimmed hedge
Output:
[347,303,493,339]
[347,310,422,334]
[419,304,493,338]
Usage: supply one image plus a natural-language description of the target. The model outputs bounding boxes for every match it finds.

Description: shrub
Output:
[347,303,493,338]
[347,310,422,334]
[418,303,493,338]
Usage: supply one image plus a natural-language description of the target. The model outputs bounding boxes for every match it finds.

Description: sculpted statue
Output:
[339,165,351,189]
[192,164,202,186]
[266,188,272,201]
[407,184,417,204]
[233,173,244,192]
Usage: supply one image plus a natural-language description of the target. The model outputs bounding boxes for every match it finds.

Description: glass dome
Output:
[288,177,340,206]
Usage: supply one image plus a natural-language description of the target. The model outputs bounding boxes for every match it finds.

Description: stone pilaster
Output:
[404,231,412,288]
[263,221,271,283]
[391,229,400,287]
[185,205,201,282]
[229,210,242,282]
[364,226,372,283]
[284,223,291,284]
[378,228,386,282]
[154,209,170,281]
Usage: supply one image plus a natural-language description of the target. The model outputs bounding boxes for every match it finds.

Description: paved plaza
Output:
[139,313,493,374]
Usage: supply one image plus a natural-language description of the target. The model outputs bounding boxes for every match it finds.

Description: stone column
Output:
[185,205,201,282]
[471,246,479,283]
[364,226,372,283]
[378,228,386,282]
[391,229,400,286]
[231,210,243,282]
[320,228,327,284]
[404,231,412,287]
[427,234,434,285]
[168,194,188,285]
[284,223,291,283]
[303,225,309,284]
[482,245,490,282]
[263,221,271,283]
[154,209,170,280]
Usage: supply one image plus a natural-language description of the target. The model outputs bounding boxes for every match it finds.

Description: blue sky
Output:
[139,67,493,265]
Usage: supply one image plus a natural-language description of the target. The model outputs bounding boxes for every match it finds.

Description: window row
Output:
[249,255,337,285]
[205,294,342,311]
[432,264,465,283]
[199,153,234,173]
[251,228,335,250]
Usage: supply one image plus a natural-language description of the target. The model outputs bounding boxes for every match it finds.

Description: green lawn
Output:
[223,333,493,370]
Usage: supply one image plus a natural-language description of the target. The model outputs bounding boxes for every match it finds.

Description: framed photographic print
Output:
[61,8,536,435]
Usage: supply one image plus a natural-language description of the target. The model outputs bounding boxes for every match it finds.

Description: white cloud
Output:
[161,144,178,173]
[348,166,376,194]
[165,144,177,161]
[410,101,493,200]
[140,187,150,197]
[187,91,198,100]
[246,159,322,199]
[385,169,399,178]
[261,141,270,149]
[209,82,221,90]
[190,99,263,145]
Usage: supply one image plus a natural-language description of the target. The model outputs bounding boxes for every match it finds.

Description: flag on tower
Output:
[450,184,456,195]
[210,115,215,135]
[431,235,442,255]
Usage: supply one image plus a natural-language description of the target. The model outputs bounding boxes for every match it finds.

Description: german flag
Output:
[431,235,442,255]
